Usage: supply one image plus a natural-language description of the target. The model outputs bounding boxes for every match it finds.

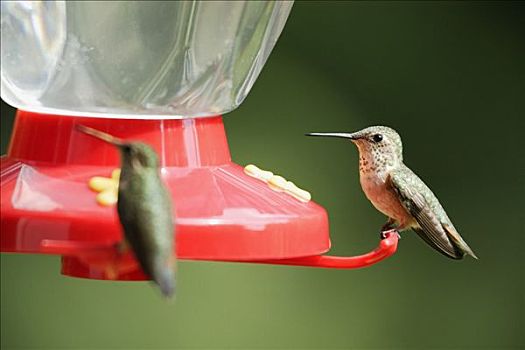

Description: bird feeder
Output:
[0,1,398,281]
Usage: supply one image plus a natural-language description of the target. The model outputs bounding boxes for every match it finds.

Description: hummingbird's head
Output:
[77,125,159,169]
[306,126,403,169]
[119,142,159,170]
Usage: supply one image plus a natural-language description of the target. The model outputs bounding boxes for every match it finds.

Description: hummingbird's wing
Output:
[117,171,176,297]
[388,170,465,259]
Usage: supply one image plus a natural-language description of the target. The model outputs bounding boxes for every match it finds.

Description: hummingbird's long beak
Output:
[76,125,124,147]
[305,132,360,140]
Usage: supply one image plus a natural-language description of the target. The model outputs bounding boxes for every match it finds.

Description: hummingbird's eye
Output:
[372,134,383,143]
[122,145,133,153]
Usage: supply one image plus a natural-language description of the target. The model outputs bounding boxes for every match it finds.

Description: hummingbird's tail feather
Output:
[443,224,478,259]
[413,225,478,260]
[153,266,176,299]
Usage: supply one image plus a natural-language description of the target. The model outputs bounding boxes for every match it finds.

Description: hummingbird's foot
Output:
[380,219,397,239]
[380,229,401,240]
[381,218,396,231]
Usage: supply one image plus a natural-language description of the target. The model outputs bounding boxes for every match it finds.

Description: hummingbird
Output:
[78,125,176,297]
[306,126,477,260]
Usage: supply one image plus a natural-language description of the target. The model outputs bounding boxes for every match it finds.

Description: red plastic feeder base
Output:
[0,110,398,281]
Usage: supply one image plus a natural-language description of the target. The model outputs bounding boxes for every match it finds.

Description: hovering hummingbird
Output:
[307,126,477,260]
[78,125,176,297]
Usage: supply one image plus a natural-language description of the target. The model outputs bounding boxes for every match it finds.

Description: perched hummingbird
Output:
[78,125,176,297]
[307,126,477,260]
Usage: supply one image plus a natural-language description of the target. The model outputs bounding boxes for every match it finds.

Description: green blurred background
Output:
[1,2,523,349]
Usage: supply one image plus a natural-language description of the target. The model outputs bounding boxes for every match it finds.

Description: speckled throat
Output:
[357,141,401,175]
